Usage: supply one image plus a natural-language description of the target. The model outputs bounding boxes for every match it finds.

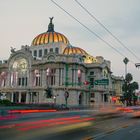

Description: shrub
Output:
[0,99,12,106]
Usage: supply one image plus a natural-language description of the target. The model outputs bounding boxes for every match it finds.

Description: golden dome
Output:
[31,32,69,46]
[63,46,88,55]
[63,46,97,63]
[31,17,69,46]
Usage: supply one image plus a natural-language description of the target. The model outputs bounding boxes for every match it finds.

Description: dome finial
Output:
[47,17,54,32]
[49,17,53,23]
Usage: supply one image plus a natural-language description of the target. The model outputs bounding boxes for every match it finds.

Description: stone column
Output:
[42,70,46,87]
[38,92,40,103]
[55,68,59,86]
[11,93,14,102]
[75,69,78,87]
[26,92,30,103]
[61,68,64,86]
[18,92,21,103]
[30,92,33,103]
[7,72,11,86]
[102,93,105,102]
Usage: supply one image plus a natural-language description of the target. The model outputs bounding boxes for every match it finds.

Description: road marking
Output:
[121,125,129,128]
[82,136,93,140]
[129,128,138,133]
[106,129,116,134]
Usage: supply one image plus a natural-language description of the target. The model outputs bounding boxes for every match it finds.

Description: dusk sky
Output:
[0,0,140,88]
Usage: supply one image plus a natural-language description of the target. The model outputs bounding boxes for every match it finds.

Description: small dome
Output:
[63,46,88,56]
[31,17,69,46]
[63,46,97,64]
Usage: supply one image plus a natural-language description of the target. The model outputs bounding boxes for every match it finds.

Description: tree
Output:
[125,73,132,82]
[122,73,139,106]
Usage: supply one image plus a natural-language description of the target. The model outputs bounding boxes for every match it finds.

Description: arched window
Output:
[11,58,28,87]
[78,69,82,84]
[39,49,42,57]
[34,69,41,86]
[44,49,48,55]
[55,48,59,54]
[50,48,53,53]
[34,50,37,57]
[0,72,7,87]
[46,68,56,86]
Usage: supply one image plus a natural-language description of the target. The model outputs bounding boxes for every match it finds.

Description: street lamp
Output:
[123,57,129,77]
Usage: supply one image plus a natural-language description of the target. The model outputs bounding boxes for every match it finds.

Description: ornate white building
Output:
[0,18,123,106]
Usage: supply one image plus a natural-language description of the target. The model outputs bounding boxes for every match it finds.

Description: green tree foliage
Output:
[0,99,12,106]
[122,73,139,106]
[125,73,133,83]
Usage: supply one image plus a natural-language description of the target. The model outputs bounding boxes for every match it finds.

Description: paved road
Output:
[0,109,140,140]
[94,119,140,140]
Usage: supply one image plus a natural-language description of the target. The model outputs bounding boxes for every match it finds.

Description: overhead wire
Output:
[51,0,135,64]
[75,0,140,62]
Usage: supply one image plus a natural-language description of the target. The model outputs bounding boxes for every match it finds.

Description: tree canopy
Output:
[122,73,139,106]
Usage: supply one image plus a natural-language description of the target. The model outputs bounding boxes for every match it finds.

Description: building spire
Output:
[47,17,54,32]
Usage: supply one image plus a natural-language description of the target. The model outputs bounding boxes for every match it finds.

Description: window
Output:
[39,50,42,57]
[50,48,53,53]
[72,69,74,86]
[55,48,59,54]
[51,69,56,74]
[48,55,55,60]
[18,78,21,86]
[34,70,41,86]
[91,93,95,98]
[44,49,48,55]
[78,69,82,85]
[46,68,56,86]
[90,78,94,86]
[34,50,37,57]
[36,77,40,86]
[22,78,24,86]
[90,71,94,75]
[59,68,61,86]
[25,77,27,86]
[78,77,82,83]
[58,68,64,86]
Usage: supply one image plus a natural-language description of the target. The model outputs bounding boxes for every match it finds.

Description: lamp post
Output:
[123,57,129,77]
